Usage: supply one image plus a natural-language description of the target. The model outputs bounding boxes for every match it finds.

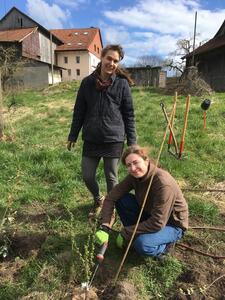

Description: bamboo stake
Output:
[178,95,191,158]
[113,102,176,284]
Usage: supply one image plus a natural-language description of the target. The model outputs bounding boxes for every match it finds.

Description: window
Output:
[97,47,99,54]
[94,44,96,52]
[68,69,71,76]
[64,57,68,64]
[76,56,80,63]
[18,17,23,27]
[76,69,80,76]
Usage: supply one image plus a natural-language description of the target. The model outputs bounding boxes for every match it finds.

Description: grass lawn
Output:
[0,81,225,299]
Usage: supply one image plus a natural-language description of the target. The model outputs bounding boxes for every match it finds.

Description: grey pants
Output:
[81,156,119,200]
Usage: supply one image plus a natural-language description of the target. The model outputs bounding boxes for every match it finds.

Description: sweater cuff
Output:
[68,134,77,142]
[121,226,132,241]
[127,140,137,146]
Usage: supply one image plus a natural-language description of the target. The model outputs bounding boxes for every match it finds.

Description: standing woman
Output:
[67,44,137,218]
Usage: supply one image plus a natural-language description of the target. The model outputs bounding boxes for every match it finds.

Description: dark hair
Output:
[101,44,124,60]
[95,44,134,86]
[121,145,160,167]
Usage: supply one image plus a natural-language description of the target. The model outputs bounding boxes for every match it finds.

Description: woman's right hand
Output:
[67,141,75,151]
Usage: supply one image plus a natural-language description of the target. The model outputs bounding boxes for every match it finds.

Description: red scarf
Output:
[95,71,112,91]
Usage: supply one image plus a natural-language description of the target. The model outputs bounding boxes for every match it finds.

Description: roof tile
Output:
[0,27,37,42]
[50,28,99,51]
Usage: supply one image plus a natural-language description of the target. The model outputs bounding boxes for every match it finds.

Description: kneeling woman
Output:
[96,145,188,257]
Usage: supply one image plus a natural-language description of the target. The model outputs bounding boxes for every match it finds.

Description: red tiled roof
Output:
[0,27,37,42]
[50,28,99,51]
[184,35,225,58]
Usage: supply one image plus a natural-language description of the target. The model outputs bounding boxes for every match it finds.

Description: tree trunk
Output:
[0,71,4,140]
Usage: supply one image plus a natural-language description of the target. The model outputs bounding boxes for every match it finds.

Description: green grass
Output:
[128,256,183,299]
[0,82,225,299]
[188,196,219,224]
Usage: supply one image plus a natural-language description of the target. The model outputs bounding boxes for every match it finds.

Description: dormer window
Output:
[83,32,88,35]
[74,32,78,35]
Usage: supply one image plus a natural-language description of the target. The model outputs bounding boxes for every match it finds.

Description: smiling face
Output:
[125,153,149,178]
[100,50,120,80]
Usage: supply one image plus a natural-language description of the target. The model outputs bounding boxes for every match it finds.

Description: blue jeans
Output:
[115,193,183,257]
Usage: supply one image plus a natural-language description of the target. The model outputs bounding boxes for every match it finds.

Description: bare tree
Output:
[164,39,192,76]
[164,37,208,76]
[134,54,165,67]
[0,45,25,90]
[0,45,26,139]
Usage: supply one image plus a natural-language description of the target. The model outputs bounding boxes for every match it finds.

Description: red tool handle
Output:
[168,133,173,147]
[96,242,108,262]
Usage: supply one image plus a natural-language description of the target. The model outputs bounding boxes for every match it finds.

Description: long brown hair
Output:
[122,145,160,167]
[95,44,134,86]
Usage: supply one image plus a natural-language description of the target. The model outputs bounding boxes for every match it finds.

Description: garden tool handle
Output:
[168,92,177,148]
[160,102,179,154]
[178,95,190,158]
[96,242,108,262]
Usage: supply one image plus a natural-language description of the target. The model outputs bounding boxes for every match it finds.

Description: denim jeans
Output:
[115,193,183,257]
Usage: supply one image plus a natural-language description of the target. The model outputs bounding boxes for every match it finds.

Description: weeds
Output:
[68,209,96,284]
[0,83,225,299]
[128,257,183,299]
[188,196,219,224]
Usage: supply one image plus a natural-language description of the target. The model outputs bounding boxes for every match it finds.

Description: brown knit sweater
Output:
[101,162,188,240]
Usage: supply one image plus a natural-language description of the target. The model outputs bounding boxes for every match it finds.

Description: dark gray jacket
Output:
[68,73,136,145]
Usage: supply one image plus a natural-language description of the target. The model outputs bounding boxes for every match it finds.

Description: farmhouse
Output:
[0,6,64,89]
[184,20,225,92]
[50,27,103,81]
[0,7,103,88]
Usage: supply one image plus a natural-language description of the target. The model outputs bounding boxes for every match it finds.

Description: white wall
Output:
[48,69,62,84]
[56,50,100,81]
[89,52,100,74]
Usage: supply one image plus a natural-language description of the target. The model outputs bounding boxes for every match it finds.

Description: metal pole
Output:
[191,11,197,66]
[50,32,54,85]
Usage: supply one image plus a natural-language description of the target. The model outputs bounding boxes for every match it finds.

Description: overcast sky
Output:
[1,0,225,65]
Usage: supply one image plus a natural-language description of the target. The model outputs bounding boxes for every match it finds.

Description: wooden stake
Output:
[203,111,207,129]
[168,91,177,151]
[178,95,191,158]
[161,102,179,154]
